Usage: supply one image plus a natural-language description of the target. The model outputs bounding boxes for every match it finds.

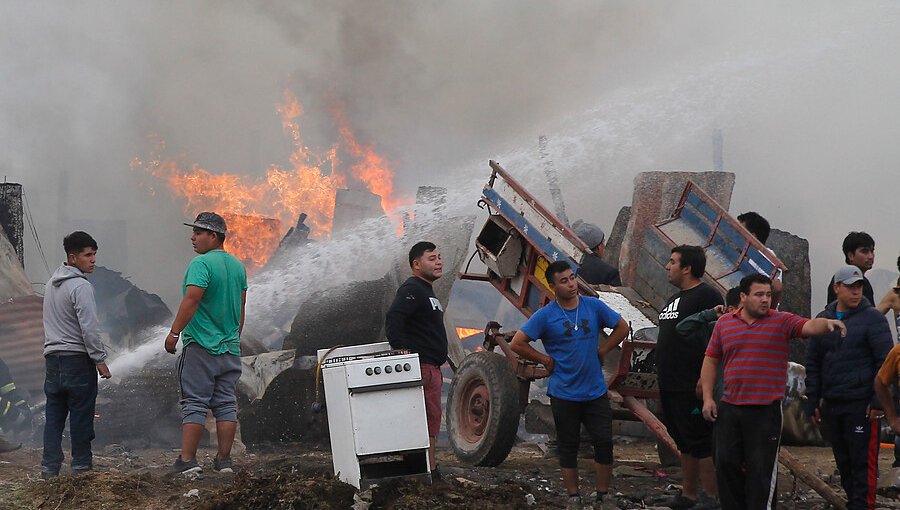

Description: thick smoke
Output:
[1,1,899,315]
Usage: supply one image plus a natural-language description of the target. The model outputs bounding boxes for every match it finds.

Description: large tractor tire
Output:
[446,351,521,467]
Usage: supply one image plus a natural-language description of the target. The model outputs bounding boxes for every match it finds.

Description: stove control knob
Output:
[395,364,402,372]
[385,365,393,373]
[403,363,411,372]
[365,367,373,376]
[374,366,381,375]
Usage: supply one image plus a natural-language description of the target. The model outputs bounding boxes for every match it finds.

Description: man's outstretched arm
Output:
[800,317,846,338]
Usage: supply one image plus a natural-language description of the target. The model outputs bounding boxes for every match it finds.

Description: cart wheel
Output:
[446,351,520,466]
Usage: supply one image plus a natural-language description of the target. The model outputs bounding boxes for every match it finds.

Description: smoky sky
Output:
[2,1,899,312]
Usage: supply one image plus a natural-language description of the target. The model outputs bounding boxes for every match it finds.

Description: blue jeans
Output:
[42,353,98,474]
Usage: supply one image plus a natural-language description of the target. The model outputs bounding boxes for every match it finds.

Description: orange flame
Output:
[221,214,282,270]
[132,90,406,273]
[455,327,484,340]
[332,104,401,214]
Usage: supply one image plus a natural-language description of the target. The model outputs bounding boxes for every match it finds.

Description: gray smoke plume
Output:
[1,1,899,316]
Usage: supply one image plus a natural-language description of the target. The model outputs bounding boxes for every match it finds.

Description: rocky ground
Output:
[0,439,899,509]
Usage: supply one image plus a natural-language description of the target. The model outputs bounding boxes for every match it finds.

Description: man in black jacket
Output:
[805,265,892,509]
[572,220,621,286]
[385,241,447,472]
[826,232,875,305]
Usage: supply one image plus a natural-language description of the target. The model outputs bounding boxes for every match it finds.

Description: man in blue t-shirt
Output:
[511,260,629,509]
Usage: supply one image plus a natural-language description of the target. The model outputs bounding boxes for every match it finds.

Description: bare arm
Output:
[876,289,900,315]
[164,285,206,354]
[598,318,630,356]
[510,330,554,372]
[700,356,719,421]
[800,317,846,338]
[771,278,783,309]
[875,377,899,433]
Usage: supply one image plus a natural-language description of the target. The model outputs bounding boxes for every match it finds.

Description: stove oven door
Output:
[349,382,430,456]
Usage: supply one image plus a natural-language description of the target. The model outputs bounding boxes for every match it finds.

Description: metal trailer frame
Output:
[451,161,678,466]
[655,181,786,292]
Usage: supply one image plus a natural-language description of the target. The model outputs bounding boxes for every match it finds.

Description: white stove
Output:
[318,342,431,488]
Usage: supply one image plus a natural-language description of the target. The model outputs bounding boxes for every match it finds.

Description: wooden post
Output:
[778,448,847,510]
[619,394,680,457]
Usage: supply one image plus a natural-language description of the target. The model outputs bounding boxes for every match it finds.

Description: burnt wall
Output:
[0,183,24,267]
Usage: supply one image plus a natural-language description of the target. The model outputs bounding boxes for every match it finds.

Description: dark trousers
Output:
[550,394,613,468]
[714,401,782,510]
[42,354,98,473]
[824,400,878,510]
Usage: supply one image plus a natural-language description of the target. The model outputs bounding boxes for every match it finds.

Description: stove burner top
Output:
[322,349,411,366]
[325,355,362,364]
[373,349,408,358]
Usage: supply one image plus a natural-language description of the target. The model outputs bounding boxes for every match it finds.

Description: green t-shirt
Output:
[181,250,248,356]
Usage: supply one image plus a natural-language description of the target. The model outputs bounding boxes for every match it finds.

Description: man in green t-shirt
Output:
[164,212,248,474]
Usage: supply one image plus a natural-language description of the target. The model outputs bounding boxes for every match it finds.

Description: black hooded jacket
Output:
[804,298,893,415]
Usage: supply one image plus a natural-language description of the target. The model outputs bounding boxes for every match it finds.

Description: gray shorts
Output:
[177,342,242,425]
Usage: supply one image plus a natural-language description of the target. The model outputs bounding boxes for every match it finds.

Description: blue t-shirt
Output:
[520,296,622,401]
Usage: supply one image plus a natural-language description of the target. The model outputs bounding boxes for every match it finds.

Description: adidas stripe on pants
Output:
[824,400,879,510]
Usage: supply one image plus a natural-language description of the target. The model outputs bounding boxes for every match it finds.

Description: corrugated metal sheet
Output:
[0,295,45,402]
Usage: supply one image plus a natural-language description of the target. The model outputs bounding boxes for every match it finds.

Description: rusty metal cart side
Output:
[448,161,677,467]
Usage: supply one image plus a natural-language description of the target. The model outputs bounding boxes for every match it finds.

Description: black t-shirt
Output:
[578,254,622,286]
[656,282,724,391]
[385,276,449,366]
[826,275,874,306]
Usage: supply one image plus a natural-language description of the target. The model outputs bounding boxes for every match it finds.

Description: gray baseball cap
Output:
[833,264,864,285]
[184,212,227,234]
[572,219,605,250]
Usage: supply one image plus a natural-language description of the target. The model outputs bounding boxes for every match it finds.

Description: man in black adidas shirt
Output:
[658,245,724,508]
[386,241,448,472]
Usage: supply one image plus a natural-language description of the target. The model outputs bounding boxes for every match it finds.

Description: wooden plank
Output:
[778,448,847,510]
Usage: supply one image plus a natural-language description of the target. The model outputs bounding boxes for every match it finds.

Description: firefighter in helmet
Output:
[0,357,33,453]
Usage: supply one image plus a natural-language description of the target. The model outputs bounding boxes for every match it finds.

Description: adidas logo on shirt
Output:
[854,425,865,434]
[659,297,681,321]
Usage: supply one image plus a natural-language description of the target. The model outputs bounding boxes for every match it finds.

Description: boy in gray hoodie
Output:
[41,231,110,478]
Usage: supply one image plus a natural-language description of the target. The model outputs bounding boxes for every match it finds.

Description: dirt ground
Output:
[0,440,899,509]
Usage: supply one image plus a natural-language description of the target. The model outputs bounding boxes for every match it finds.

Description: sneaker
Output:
[213,456,234,473]
[72,466,92,475]
[172,456,202,474]
[430,466,450,485]
[566,494,585,510]
[40,470,59,480]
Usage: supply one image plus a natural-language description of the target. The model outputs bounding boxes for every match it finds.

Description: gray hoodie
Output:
[42,264,107,363]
